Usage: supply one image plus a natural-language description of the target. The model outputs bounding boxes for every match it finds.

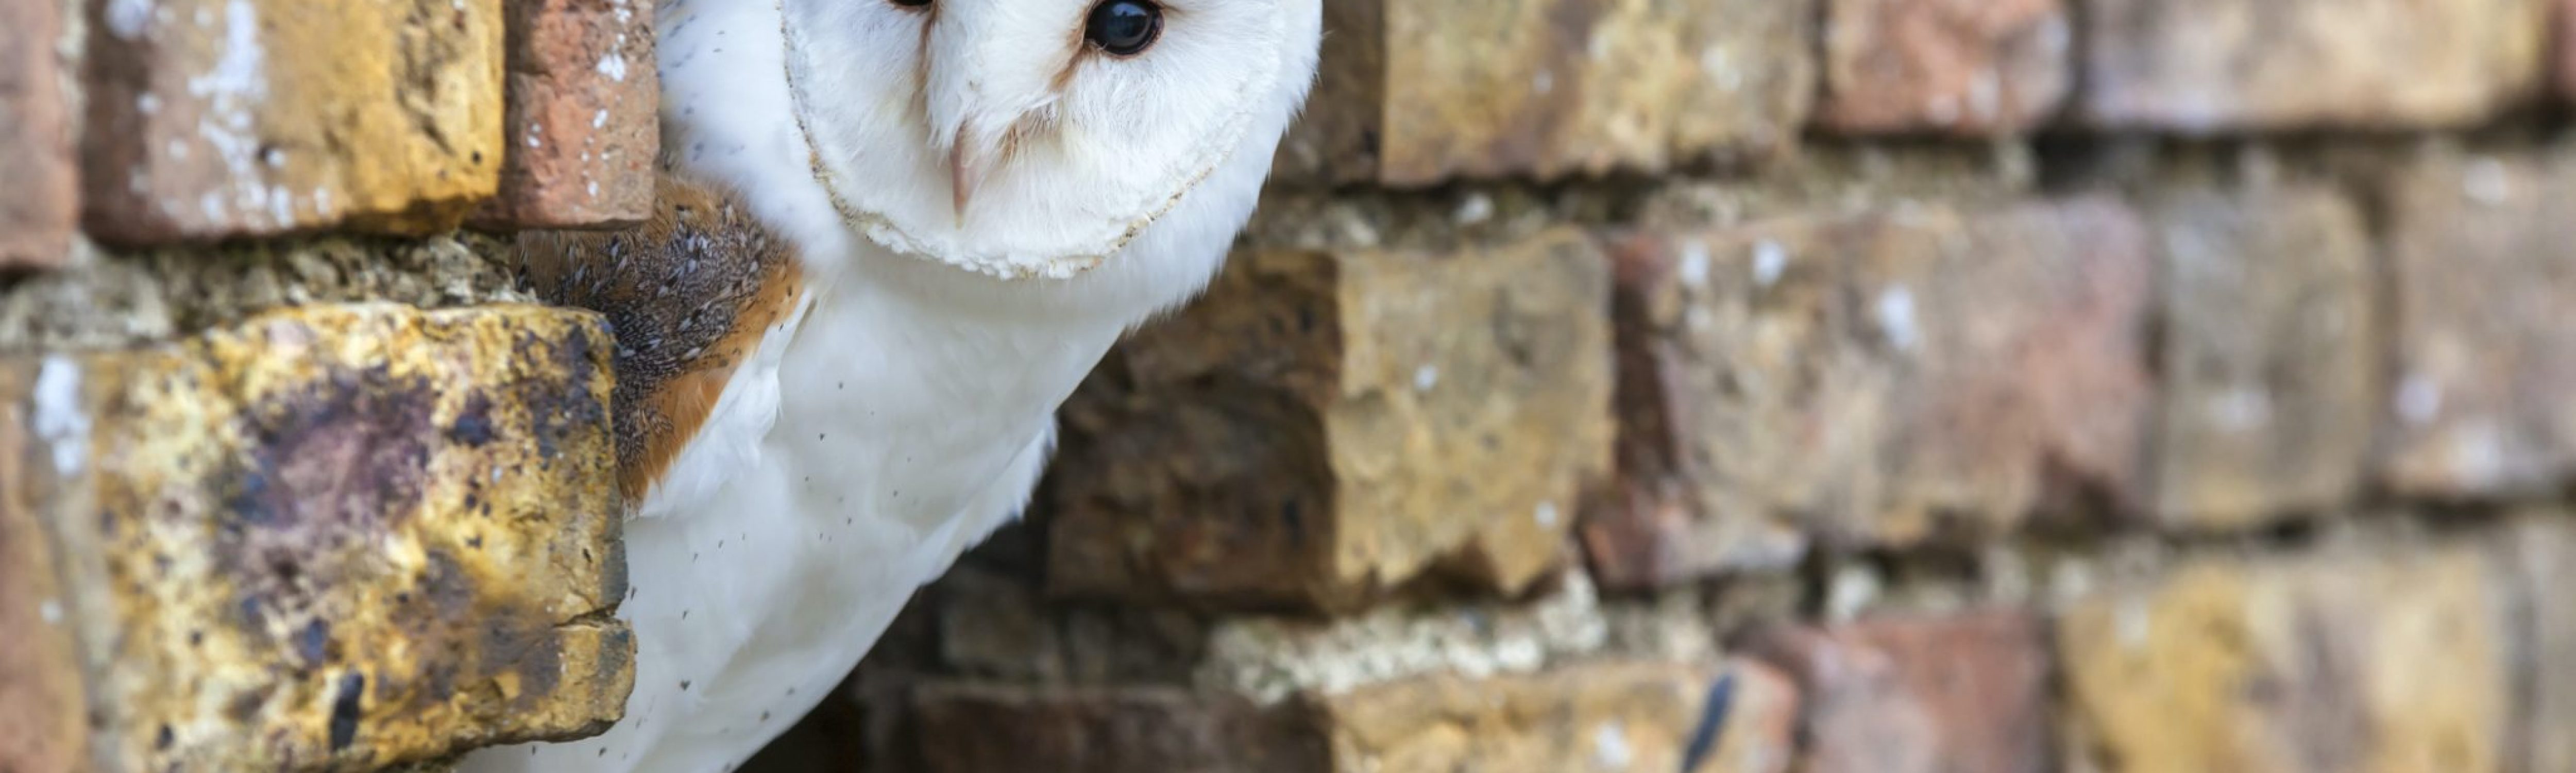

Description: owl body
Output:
[458,0,1320,769]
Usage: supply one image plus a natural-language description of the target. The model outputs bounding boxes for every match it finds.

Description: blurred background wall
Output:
[4,0,2575,771]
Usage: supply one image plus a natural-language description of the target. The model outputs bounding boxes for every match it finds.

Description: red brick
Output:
[2082,0,2548,131]
[1749,610,2051,773]
[80,0,504,245]
[0,0,75,267]
[1815,0,2073,135]
[2379,150,2576,499]
[1587,199,2151,587]
[2144,186,2374,529]
[467,0,656,230]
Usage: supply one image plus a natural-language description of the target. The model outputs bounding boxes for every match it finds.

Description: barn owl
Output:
[459,0,1319,769]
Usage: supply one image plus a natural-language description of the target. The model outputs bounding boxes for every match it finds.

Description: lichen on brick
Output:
[8,303,630,772]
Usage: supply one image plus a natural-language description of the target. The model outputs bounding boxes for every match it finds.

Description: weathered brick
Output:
[2145,186,2374,529]
[1815,0,2073,135]
[2059,548,2508,773]
[466,0,656,231]
[902,659,1787,773]
[0,418,85,773]
[2081,0,2549,131]
[1276,0,1813,187]
[1043,230,1613,612]
[2560,0,2576,102]
[1320,659,1789,773]
[81,0,504,245]
[2494,515,2576,773]
[910,685,1326,773]
[0,0,75,267]
[2379,149,2576,499]
[1749,610,2050,773]
[1586,199,2151,587]
[2,304,630,771]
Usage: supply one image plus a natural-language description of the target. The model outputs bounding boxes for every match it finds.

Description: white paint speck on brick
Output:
[1678,240,1712,289]
[33,357,89,477]
[1591,722,1634,770]
[1751,239,1788,288]
[1874,287,1921,351]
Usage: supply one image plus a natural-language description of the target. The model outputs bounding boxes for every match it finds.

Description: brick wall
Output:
[751,1,2576,772]
[5,0,2576,772]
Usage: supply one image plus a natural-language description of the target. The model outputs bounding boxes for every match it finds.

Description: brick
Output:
[910,685,1326,773]
[2058,548,2509,773]
[903,660,1789,773]
[2144,186,2374,529]
[1815,0,2073,135]
[2494,515,2576,773]
[0,418,84,773]
[1749,610,2050,773]
[2,304,630,771]
[1320,659,1790,773]
[1042,229,1613,612]
[1586,199,2151,587]
[2379,150,2576,499]
[0,0,75,267]
[1276,0,1813,187]
[81,0,504,245]
[2561,0,2576,101]
[2081,0,2549,131]
[466,0,656,231]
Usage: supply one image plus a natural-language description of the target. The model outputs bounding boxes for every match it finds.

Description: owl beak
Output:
[948,125,991,225]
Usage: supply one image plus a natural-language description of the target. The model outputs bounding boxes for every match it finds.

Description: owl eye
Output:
[888,0,929,9]
[1083,0,1161,56]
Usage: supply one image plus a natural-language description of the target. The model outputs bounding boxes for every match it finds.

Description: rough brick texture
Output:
[2082,0,2550,131]
[467,0,656,231]
[2497,516,2576,773]
[2058,548,2508,773]
[1043,231,1614,611]
[1751,611,2050,773]
[81,0,505,245]
[0,0,75,267]
[1317,660,1772,773]
[1588,199,2152,587]
[1276,0,1813,187]
[909,686,1326,773]
[18,0,2576,770]
[2145,185,2374,528]
[1,305,630,772]
[1816,0,2073,135]
[2379,148,2576,499]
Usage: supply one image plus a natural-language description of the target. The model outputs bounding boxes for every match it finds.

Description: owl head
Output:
[769,0,1314,280]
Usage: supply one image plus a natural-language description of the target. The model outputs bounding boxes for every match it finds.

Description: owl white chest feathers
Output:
[459,0,1320,769]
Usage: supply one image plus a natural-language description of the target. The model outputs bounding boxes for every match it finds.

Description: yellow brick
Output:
[82,0,505,244]
[6,304,629,771]
[2059,548,2506,773]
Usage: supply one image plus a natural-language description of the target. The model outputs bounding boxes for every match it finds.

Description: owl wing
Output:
[514,172,811,511]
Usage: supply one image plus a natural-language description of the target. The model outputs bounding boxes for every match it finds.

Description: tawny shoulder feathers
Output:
[514,173,807,504]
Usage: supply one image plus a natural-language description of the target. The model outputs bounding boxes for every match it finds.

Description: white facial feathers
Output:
[774,0,1298,279]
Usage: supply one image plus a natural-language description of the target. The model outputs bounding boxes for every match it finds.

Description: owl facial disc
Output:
[778,0,1288,280]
